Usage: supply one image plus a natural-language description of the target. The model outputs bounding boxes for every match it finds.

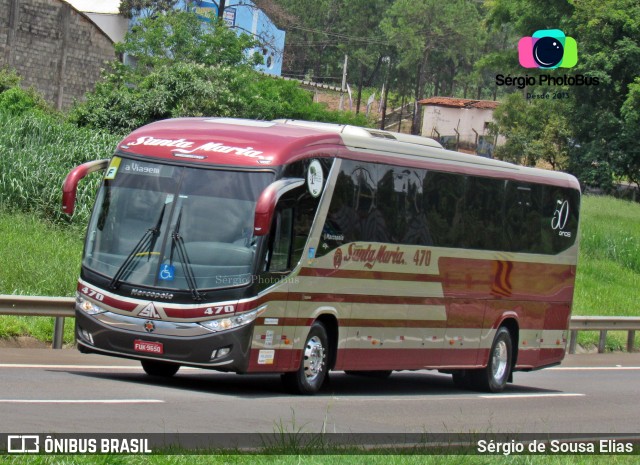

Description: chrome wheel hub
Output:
[303,335,325,381]
[492,340,508,381]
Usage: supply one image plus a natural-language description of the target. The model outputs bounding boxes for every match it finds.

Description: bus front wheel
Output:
[282,322,329,395]
[141,360,180,378]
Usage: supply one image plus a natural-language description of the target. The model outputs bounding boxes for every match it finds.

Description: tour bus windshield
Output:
[83,157,273,293]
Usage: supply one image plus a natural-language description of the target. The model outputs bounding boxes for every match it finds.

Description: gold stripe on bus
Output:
[349,303,447,321]
[293,277,444,298]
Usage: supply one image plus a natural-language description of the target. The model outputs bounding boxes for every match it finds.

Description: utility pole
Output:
[379,56,391,130]
[339,54,348,111]
[218,0,226,18]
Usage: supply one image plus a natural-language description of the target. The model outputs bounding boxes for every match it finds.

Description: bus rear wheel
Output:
[141,360,180,378]
[282,322,329,395]
[465,326,513,392]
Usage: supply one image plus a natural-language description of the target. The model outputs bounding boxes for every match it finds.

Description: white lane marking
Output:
[478,393,585,399]
[330,393,585,402]
[0,399,165,404]
[0,364,198,370]
[549,366,640,370]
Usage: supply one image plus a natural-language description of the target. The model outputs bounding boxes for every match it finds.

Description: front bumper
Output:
[76,311,253,372]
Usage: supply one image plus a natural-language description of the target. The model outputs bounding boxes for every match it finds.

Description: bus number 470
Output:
[204,305,235,315]
[413,249,432,267]
[81,287,104,301]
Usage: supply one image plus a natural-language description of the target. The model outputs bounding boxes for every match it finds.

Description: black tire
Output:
[467,326,513,392]
[141,359,180,378]
[282,322,329,394]
[451,370,470,389]
[344,370,392,379]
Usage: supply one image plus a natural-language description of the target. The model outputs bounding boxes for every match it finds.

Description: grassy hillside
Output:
[0,210,82,341]
[0,110,119,225]
[574,196,640,316]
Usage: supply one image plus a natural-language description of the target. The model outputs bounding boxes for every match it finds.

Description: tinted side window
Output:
[291,191,320,267]
[423,171,465,247]
[320,161,357,255]
[321,160,388,251]
[541,186,580,254]
[404,169,432,246]
[504,182,543,253]
[264,188,320,273]
[355,163,388,243]
[463,177,505,250]
[322,160,579,255]
[269,208,293,272]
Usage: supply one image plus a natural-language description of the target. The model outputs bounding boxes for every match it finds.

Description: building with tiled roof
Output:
[418,97,502,157]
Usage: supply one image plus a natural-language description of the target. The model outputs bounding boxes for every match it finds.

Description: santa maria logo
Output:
[124,136,273,164]
[138,302,161,319]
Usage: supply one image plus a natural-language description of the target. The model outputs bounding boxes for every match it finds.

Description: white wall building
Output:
[419,97,503,157]
[64,0,129,43]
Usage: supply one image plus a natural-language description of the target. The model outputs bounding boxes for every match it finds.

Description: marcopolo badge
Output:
[307,159,323,198]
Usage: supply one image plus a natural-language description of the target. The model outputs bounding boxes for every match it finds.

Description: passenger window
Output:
[463,177,504,250]
[504,182,543,253]
[291,192,319,267]
[268,207,293,272]
[541,186,580,254]
[264,188,321,273]
[423,172,465,247]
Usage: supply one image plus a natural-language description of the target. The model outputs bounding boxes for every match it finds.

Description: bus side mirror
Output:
[253,178,305,236]
[62,159,109,216]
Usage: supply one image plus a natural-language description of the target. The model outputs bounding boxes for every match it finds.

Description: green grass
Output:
[0,110,119,225]
[573,195,640,349]
[1,454,638,465]
[0,209,82,342]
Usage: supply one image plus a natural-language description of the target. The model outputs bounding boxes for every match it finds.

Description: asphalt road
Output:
[1,349,639,437]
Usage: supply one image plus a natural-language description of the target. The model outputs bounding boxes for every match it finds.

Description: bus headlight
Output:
[199,305,266,333]
[76,295,106,315]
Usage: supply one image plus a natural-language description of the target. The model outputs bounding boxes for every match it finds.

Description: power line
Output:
[285,24,391,46]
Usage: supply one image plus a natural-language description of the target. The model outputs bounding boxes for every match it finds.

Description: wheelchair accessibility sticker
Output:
[159,264,175,281]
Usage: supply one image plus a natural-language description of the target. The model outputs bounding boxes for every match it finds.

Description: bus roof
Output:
[116,117,580,189]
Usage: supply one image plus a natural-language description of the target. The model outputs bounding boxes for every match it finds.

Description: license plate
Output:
[134,339,164,354]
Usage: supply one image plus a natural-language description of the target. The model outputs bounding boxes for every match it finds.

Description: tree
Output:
[567,0,640,189]
[487,0,640,188]
[117,9,261,69]
[272,0,346,83]
[490,93,571,170]
[71,9,368,133]
[119,0,179,18]
[381,0,482,133]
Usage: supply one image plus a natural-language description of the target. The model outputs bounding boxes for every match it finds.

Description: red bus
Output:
[63,118,580,394]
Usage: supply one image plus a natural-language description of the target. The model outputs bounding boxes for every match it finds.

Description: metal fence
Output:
[0,295,74,349]
[0,295,638,353]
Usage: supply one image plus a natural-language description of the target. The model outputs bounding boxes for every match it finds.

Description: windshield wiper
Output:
[170,208,204,301]
[109,204,166,290]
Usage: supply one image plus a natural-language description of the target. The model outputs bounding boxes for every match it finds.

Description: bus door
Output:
[257,182,324,372]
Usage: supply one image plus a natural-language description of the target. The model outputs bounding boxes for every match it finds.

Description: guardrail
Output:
[0,295,75,349]
[0,295,638,353]
[569,316,639,354]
